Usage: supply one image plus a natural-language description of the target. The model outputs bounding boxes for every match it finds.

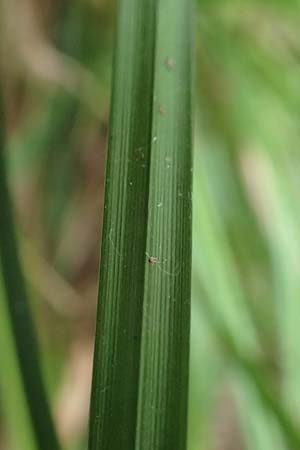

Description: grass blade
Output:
[0,93,62,450]
[191,127,293,449]
[88,1,192,449]
[0,270,37,450]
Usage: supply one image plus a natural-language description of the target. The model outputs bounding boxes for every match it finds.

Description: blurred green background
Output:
[1,0,300,449]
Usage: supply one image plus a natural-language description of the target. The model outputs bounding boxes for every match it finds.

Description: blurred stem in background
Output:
[0,269,37,450]
[0,92,62,450]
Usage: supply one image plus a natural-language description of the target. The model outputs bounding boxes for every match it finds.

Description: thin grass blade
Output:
[0,93,62,450]
[88,1,192,449]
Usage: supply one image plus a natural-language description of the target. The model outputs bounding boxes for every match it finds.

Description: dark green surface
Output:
[88,1,192,449]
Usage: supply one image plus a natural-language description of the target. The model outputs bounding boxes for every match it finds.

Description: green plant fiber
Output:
[0,93,62,450]
[88,1,192,449]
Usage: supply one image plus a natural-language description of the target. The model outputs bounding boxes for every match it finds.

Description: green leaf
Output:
[0,269,37,450]
[191,128,299,450]
[0,93,62,450]
[88,1,192,449]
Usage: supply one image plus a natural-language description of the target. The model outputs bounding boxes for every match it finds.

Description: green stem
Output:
[88,1,192,449]
[0,93,62,450]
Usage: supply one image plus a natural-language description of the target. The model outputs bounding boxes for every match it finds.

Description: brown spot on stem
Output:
[165,57,176,71]
[159,106,166,116]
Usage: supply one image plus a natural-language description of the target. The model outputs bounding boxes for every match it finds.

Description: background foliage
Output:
[1,0,300,449]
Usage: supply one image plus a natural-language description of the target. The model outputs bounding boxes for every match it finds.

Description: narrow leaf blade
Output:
[88,1,192,449]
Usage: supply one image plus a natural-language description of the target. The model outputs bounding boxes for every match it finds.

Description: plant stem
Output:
[88,1,193,449]
[0,92,62,450]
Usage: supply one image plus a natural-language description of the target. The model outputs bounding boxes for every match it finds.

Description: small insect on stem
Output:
[146,252,158,266]
[148,256,157,265]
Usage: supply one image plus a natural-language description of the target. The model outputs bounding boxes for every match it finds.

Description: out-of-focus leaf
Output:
[0,92,62,450]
